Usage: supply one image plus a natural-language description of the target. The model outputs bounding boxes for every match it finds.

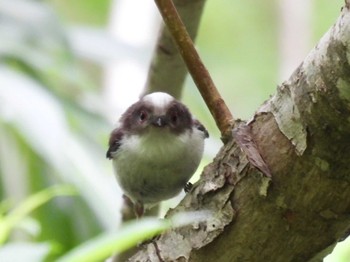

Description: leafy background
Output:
[0,0,348,261]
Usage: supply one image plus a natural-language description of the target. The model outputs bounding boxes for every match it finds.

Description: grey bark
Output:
[127,2,350,262]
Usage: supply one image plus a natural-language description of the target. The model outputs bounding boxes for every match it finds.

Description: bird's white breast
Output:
[113,128,205,205]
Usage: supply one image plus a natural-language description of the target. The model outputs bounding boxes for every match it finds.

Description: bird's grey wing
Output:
[193,119,209,138]
[106,128,124,159]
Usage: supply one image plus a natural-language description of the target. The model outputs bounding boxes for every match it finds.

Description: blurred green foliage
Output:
[197,0,278,119]
[0,186,76,245]
[51,0,111,25]
[0,0,348,261]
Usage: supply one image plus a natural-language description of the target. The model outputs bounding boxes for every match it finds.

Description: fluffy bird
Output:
[106,92,208,216]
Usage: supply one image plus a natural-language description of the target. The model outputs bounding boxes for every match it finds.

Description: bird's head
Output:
[120,92,193,135]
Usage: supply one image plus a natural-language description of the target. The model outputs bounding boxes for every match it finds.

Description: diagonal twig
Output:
[144,0,207,99]
[154,0,234,142]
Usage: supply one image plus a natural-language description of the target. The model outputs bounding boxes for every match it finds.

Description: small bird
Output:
[106,92,209,217]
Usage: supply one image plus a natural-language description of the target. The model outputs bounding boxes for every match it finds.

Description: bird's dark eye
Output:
[170,113,178,124]
[139,111,148,123]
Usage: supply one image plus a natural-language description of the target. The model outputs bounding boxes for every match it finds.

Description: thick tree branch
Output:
[143,0,207,99]
[128,3,350,261]
[154,0,234,141]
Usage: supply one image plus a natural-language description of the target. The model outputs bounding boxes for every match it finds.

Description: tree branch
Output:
[143,0,207,99]
[128,3,350,261]
[154,0,234,141]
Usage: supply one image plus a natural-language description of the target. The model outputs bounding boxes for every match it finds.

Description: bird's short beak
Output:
[151,116,168,127]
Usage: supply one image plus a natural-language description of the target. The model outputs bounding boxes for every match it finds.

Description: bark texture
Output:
[128,3,350,262]
[143,0,207,99]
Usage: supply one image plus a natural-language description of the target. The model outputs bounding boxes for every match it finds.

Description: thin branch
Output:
[143,0,207,99]
[154,0,234,142]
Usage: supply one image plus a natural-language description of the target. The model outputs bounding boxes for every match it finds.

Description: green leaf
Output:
[0,185,76,244]
[57,218,171,262]
[57,210,212,262]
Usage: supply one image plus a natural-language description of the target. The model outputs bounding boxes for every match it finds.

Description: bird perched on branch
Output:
[106,92,209,217]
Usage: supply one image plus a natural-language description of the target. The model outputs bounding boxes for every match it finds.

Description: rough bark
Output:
[127,3,350,262]
[142,0,207,99]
